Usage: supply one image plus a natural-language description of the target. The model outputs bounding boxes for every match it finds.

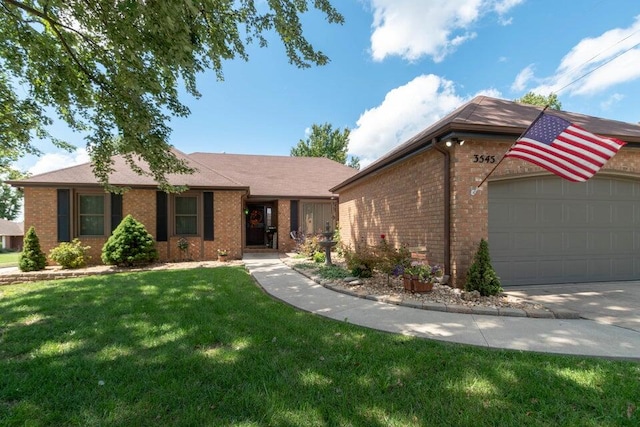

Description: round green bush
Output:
[49,239,91,269]
[101,215,158,267]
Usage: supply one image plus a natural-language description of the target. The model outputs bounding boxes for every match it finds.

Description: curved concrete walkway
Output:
[244,253,640,360]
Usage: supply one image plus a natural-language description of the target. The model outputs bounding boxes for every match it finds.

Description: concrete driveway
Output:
[504,281,640,332]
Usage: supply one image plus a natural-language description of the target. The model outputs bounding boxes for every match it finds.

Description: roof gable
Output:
[333,96,640,191]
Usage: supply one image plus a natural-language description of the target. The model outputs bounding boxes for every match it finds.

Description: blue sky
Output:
[20,0,640,174]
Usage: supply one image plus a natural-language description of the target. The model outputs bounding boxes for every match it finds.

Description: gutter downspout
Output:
[432,138,451,281]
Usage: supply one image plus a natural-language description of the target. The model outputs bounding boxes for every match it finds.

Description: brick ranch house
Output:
[9,151,357,263]
[331,96,640,287]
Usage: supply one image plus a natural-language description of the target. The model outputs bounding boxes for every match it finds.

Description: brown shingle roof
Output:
[10,150,358,198]
[0,219,23,236]
[12,149,245,189]
[188,153,358,198]
[332,96,640,191]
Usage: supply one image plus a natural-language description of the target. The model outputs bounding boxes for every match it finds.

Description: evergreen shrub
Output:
[465,238,503,296]
[101,215,158,267]
[19,226,46,272]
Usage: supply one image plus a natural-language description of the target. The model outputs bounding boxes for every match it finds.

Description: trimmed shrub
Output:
[101,215,158,267]
[465,238,503,296]
[49,239,91,269]
[344,241,377,278]
[19,226,46,272]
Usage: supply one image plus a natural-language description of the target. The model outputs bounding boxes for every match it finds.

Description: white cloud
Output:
[28,148,90,176]
[348,75,501,167]
[600,93,625,110]
[527,15,640,96]
[511,64,535,92]
[492,0,525,15]
[368,0,523,62]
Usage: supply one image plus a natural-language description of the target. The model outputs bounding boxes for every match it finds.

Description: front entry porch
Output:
[245,203,278,250]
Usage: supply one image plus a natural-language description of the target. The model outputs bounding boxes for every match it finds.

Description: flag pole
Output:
[470,105,549,196]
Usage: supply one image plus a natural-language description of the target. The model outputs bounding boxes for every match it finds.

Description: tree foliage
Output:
[0,168,25,220]
[290,123,360,169]
[0,1,344,190]
[465,238,503,297]
[19,226,47,271]
[515,92,562,110]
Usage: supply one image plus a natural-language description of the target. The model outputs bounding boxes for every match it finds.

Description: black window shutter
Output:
[110,194,123,233]
[57,189,71,242]
[156,191,168,242]
[203,192,214,241]
[290,200,299,235]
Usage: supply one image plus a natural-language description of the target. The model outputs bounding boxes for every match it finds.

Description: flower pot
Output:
[218,254,228,262]
[411,279,434,293]
[403,275,413,291]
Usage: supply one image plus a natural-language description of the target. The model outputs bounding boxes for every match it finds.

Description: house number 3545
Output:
[472,154,496,163]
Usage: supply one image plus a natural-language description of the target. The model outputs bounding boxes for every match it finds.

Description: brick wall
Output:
[23,187,58,264]
[207,190,243,260]
[338,149,446,267]
[277,199,296,253]
[338,140,640,287]
[24,187,245,265]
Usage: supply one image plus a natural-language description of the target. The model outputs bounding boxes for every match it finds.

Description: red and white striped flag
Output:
[505,113,626,182]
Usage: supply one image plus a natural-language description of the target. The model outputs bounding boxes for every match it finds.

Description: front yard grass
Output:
[0,267,638,426]
[0,251,20,267]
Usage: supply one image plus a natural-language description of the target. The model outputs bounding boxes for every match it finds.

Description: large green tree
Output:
[515,92,562,110]
[291,123,360,169]
[0,0,343,190]
[0,168,25,220]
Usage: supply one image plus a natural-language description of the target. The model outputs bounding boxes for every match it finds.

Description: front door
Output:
[246,205,265,246]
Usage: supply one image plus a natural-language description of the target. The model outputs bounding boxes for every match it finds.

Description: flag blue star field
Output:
[505,113,626,182]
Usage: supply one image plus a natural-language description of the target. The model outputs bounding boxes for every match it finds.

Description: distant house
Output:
[331,96,640,287]
[0,219,24,251]
[9,151,356,263]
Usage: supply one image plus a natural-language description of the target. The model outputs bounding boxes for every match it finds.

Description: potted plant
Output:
[217,249,228,262]
[403,261,444,293]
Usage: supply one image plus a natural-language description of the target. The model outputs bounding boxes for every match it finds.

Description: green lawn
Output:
[0,251,20,267]
[0,267,638,426]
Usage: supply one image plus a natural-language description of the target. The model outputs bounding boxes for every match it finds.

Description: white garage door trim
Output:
[488,176,640,286]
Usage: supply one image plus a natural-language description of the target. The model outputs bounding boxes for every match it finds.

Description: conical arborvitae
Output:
[465,238,503,296]
[19,226,47,272]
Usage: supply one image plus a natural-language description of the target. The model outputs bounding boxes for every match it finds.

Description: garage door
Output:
[488,176,640,286]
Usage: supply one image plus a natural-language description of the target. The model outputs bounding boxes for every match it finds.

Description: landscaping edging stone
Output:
[293,266,581,320]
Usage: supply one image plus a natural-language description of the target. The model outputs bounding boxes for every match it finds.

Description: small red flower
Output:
[380,234,386,239]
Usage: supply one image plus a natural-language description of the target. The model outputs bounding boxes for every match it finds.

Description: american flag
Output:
[505,113,626,182]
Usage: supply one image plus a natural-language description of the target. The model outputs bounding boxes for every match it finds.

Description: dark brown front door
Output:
[246,205,265,246]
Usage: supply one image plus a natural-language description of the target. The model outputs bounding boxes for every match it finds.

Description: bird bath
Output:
[318,222,337,265]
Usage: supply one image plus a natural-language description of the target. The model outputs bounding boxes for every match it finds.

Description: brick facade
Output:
[338,139,640,288]
[338,149,446,265]
[23,187,58,263]
[277,199,296,253]
[23,187,247,266]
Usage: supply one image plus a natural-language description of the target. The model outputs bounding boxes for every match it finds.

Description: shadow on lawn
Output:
[1,267,638,425]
